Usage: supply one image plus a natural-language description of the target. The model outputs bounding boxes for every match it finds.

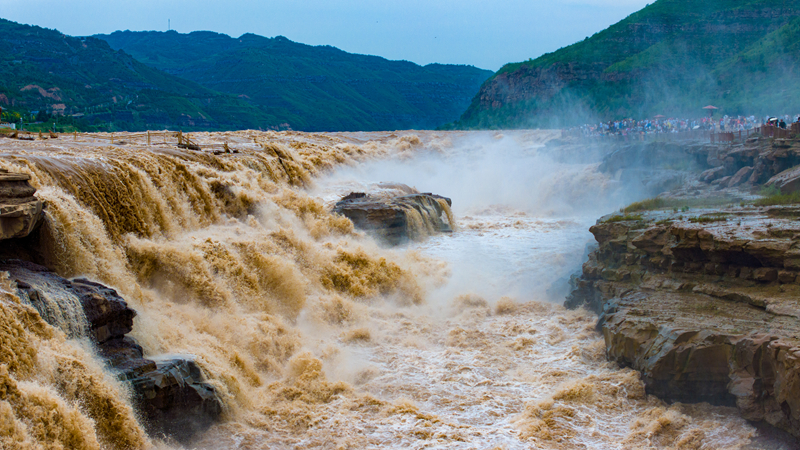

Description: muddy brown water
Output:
[0,130,780,449]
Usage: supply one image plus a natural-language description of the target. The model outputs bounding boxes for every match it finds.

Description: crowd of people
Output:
[567,114,800,138]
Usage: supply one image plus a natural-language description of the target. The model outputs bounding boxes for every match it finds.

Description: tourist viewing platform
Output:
[563,115,800,144]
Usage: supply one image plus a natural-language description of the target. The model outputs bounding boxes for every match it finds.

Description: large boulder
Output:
[71,278,136,343]
[333,185,454,245]
[0,169,44,240]
[133,356,223,442]
[729,166,754,187]
[767,165,800,193]
[700,166,726,183]
[0,260,222,443]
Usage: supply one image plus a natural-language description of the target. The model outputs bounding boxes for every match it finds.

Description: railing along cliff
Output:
[1,130,244,154]
[565,123,800,145]
[562,128,712,143]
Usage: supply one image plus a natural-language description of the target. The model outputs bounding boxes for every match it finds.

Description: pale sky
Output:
[0,0,652,71]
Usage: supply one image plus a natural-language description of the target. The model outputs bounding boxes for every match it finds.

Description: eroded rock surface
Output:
[333,185,454,245]
[133,356,223,442]
[767,165,800,194]
[566,209,800,436]
[0,169,44,240]
[0,259,223,443]
[590,135,800,198]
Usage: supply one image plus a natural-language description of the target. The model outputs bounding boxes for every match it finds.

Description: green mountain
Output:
[96,30,493,131]
[0,18,278,131]
[454,0,800,129]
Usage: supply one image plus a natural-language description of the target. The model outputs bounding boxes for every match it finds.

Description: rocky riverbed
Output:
[0,171,223,443]
[2,128,799,448]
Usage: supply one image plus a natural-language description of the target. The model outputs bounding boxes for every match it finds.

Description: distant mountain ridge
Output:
[454,0,800,129]
[96,30,493,131]
[0,18,276,131]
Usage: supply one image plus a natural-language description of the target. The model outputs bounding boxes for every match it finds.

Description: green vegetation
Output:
[624,198,668,213]
[0,19,279,131]
[454,0,800,129]
[0,19,491,132]
[623,196,736,213]
[97,31,492,132]
[603,214,644,223]
[689,214,730,223]
[754,185,800,205]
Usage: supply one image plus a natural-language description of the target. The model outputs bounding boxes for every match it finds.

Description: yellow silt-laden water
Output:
[0,130,764,449]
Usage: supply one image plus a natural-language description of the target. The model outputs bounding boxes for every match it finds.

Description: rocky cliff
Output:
[454,1,800,128]
[0,169,43,241]
[564,131,800,437]
[573,133,800,197]
[567,207,800,436]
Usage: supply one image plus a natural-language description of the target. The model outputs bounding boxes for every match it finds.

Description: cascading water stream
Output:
[0,130,773,449]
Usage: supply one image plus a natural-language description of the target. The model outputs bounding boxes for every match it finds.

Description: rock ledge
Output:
[0,169,44,240]
[0,260,222,443]
[333,185,454,245]
[567,208,800,436]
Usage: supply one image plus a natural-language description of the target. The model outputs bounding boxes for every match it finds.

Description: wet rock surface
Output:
[592,135,800,197]
[333,185,454,245]
[0,169,44,240]
[566,208,800,437]
[71,278,136,343]
[0,259,222,443]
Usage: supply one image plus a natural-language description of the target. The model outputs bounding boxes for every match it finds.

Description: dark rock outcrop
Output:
[729,166,754,187]
[333,186,454,245]
[700,166,726,183]
[133,356,223,442]
[0,260,223,443]
[0,169,44,240]
[71,278,136,344]
[566,209,800,437]
[703,137,800,189]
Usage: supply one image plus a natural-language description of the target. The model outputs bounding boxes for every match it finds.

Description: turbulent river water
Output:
[0,130,768,449]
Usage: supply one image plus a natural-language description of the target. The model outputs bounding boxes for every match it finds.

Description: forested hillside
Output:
[0,19,276,131]
[454,0,800,129]
[98,30,493,131]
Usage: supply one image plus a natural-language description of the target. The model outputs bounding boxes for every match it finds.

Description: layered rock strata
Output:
[0,169,44,240]
[0,260,222,443]
[333,189,454,245]
[566,208,800,436]
[550,134,800,201]
[592,134,800,193]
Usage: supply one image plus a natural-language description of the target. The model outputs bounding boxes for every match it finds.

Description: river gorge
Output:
[0,130,790,449]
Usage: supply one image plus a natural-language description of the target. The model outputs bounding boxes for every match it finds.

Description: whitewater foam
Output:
[0,130,765,449]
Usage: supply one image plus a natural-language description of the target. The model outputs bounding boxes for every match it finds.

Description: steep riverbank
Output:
[565,134,800,441]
